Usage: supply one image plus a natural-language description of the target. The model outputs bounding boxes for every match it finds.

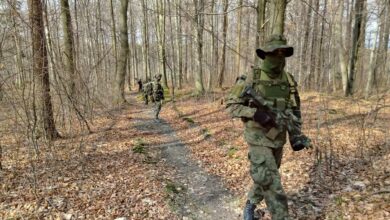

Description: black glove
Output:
[290,134,312,151]
[253,109,274,127]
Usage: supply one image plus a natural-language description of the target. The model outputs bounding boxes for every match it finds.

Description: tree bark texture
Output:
[60,0,76,99]
[117,0,129,103]
[193,0,205,94]
[218,0,229,88]
[28,0,60,140]
[270,0,287,35]
[346,0,365,96]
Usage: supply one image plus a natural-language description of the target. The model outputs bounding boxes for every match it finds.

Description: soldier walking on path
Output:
[137,78,143,92]
[152,74,164,120]
[226,35,312,220]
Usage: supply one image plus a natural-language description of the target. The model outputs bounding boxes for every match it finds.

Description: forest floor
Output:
[1,90,390,219]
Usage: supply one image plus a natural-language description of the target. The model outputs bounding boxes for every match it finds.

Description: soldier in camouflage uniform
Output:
[226,35,311,220]
[153,74,164,119]
[143,78,154,105]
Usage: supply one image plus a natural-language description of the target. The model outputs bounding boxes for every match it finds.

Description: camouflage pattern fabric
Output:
[143,82,154,105]
[153,81,164,102]
[152,76,164,119]
[247,145,289,220]
[226,70,297,220]
[154,100,162,119]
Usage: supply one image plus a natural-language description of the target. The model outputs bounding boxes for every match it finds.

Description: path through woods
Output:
[129,93,240,219]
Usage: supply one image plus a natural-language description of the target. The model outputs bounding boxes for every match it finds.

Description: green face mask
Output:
[260,55,286,78]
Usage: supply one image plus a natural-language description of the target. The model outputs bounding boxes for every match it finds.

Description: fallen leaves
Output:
[162,91,390,219]
[1,104,178,219]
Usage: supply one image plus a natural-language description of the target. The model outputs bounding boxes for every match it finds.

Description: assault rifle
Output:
[240,85,312,151]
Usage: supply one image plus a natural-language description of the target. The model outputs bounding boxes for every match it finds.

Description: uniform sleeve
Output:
[225,78,257,119]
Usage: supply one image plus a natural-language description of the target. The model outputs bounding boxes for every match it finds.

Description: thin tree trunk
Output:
[235,0,243,75]
[365,31,378,98]
[317,0,327,91]
[218,0,229,88]
[116,0,129,103]
[156,0,168,88]
[175,0,183,89]
[384,1,390,85]
[193,0,205,94]
[167,0,176,90]
[129,6,139,84]
[60,0,76,99]
[337,1,349,94]
[307,0,319,89]
[141,0,151,79]
[110,0,118,76]
[298,0,312,86]
[254,0,266,67]
[209,0,218,90]
[11,7,25,87]
[244,11,251,69]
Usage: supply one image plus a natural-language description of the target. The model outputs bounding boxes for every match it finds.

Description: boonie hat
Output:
[256,34,294,59]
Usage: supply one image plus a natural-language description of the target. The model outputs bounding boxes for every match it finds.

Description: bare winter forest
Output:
[0,0,389,219]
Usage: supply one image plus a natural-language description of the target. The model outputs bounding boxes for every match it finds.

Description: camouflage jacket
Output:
[226,68,301,147]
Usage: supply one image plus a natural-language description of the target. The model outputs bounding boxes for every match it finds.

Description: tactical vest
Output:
[252,68,298,110]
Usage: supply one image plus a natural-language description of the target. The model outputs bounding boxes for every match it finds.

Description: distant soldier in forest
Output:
[226,35,312,220]
[137,78,143,92]
[152,74,164,120]
[143,78,154,105]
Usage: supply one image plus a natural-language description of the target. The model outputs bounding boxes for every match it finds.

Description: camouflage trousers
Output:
[144,93,154,105]
[247,144,289,220]
[144,93,149,105]
[154,100,162,119]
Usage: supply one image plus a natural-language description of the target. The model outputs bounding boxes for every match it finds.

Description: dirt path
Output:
[130,94,241,220]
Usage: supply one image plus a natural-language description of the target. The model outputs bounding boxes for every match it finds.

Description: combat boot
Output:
[243,200,258,220]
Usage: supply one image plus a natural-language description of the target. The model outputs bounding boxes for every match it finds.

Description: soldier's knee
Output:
[249,155,273,187]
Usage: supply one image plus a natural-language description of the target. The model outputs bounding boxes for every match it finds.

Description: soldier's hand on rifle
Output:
[253,109,274,127]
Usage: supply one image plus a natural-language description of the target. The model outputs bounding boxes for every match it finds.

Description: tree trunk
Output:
[270,0,287,35]
[298,0,312,86]
[175,0,183,89]
[141,0,151,79]
[384,2,390,85]
[209,0,218,90]
[156,0,168,88]
[346,0,365,96]
[377,0,390,85]
[317,0,327,91]
[28,0,60,140]
[193,0,205,94]
[235,0,243,75]
[129,7,139,85]
[11,6,25,88]
[116,0,129,103]
[254,0,266,67]
[336,1,349,94]
[365,31,378,98]
[60,0,76,99]
[307,0,319,89]
[218,0,229,88]
[110,0,118,76]
[244,11,251,69]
